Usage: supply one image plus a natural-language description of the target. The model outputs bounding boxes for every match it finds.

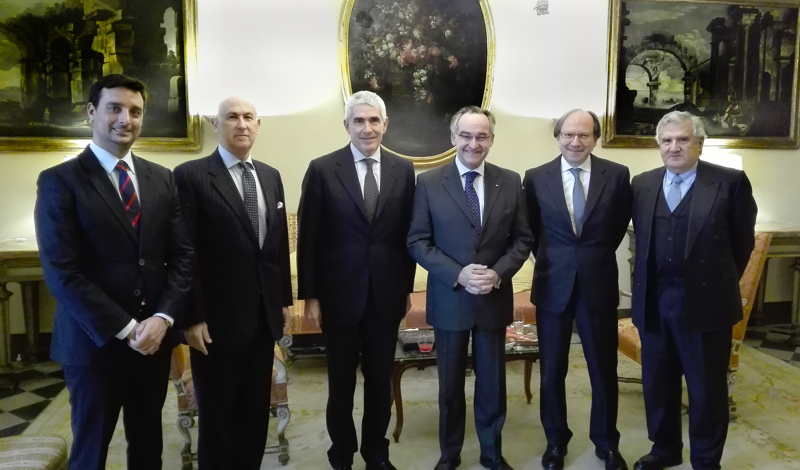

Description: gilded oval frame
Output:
[339,0,495,168]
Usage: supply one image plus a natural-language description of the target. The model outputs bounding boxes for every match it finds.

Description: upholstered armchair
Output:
[169,341,292,469]
[616,232,773,420]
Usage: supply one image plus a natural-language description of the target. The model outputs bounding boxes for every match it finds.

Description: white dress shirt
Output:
[662,162,699,202]
[350,143,382,195]
[561,156,592,235]
[90,142,174,338]
[455,158,486,223]
[218,145,268,248]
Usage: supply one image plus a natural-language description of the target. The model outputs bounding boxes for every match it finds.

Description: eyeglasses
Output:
[457,133,492,143]
[559,132,593,143]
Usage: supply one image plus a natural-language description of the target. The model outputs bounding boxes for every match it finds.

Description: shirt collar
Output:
[90,141,134,175]
[560,155,592,173]
[350,142,381,163]
[455,157,485,177]
[665,161,699,182]
[218,145,253,170]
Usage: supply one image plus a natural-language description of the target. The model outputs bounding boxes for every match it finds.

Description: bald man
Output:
[174,98,293,470]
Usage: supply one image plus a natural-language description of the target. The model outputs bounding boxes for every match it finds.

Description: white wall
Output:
[1,0,797,333]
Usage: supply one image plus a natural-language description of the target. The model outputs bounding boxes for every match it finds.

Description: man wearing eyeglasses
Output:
[408,106,533,470]
[523,109,632,470]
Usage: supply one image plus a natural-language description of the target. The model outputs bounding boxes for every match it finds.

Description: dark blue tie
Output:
[116,161,140,231]
[239,162,260,242]
[569,167,585,237]
[464,171,481,237]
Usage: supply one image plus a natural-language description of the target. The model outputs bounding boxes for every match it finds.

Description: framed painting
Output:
[604,0,800,149]
[0,0,201,152]
[339,0,495,167]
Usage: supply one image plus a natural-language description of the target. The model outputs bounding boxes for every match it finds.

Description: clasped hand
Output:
[128,317,168,355]
[458,264,499,295]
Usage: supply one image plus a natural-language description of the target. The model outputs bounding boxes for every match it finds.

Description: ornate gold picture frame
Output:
[0,0,201,152]
[339,0,495,167]
[604,0,800,149]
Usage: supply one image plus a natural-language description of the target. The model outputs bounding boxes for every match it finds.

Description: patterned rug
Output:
[24,344,800,469]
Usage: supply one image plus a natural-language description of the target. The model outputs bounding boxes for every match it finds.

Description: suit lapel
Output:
[542,157,573,231]
[79,149,138,243]
[334,146,369,222]
[480,163,501,240]
[132,155,154,247]
[583,154,608,224]
[686,162,718,257]
[442,161,474,223]
[254,161,276,236]
[208,151,259,246]
[636,168,664,263]
[375,153,396,221]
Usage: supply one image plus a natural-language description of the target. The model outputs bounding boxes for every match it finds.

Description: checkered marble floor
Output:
[744,324,800,368]
[0,363,65,438]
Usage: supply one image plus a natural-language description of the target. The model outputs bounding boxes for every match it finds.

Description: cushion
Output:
[0,435,67,469]
[617,318,642,363]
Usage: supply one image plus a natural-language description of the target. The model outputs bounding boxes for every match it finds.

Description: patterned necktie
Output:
[363,158,379,223]
[569,167,586,237]
[667,174,683,212]
[115,161,141,231]
[464,171,482,237]
[239,162,260,241]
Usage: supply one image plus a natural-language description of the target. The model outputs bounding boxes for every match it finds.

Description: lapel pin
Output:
[277,201,284,209]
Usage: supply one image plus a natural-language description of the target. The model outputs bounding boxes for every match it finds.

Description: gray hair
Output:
[553,109,601,139]
[344,91,387,122]
[450,106,496,135]
[655,111,707,142]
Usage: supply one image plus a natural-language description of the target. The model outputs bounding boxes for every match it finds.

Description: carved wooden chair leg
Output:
[176,411,196,470]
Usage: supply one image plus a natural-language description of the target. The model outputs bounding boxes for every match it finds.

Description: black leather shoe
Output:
[331,466,352,470]
[632,453,682,470]
[434,455,461,470]
[480,456,514,470]
[541,445,567,470]
[595,448,628,470]
[366,461,397,470]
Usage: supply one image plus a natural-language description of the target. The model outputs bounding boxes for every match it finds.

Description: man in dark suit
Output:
[174,97,293,470]
[297,91,416,470]
[630,111,756,470]
[407,106,533,470]
[523,109,632,470]
[34,74,193,470]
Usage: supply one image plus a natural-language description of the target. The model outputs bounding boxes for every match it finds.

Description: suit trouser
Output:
[434,326,506,461]
[322,290,400,467]
[63,346,171,470]
[640,285,732,470]
[536,279,621,450]
[191,312,274,470]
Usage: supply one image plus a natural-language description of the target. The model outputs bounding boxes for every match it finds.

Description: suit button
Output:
[667,236,672,241]
[700,259,705,264]
[133,289,141,296]
[701,283,706,287]
[139,259,145,266]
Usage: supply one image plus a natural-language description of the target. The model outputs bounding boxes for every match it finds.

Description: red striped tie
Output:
[116,161,141,231]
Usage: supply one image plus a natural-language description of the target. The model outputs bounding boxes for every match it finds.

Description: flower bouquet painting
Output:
[341,0,494,165]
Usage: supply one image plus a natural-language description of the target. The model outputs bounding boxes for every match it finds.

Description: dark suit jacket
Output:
[173,151,292,345]
[297,145,416,326]
[524,155,632,314]
[35,146,193,366]
[407,160,533,331]
[631,160,757,333]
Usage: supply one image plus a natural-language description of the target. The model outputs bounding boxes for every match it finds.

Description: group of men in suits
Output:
[34,72,755,470]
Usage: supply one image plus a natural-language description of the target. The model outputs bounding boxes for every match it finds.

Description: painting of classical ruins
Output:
[0,0,199,150]
[605,0,800,148]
